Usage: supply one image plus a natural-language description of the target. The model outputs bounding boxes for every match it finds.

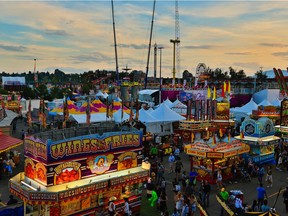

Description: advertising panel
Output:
[215,102,230,120]
[24,137,48,163]
[280,99,288,126]
[48,131,142,163]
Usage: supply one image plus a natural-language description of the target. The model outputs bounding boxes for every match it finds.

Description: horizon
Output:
[1,1,288,77]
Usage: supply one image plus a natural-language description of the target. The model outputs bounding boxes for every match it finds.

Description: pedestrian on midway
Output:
[124,197,130,216]
[168,153,176,174]
[266,165,273,188]
[257,183,267,209]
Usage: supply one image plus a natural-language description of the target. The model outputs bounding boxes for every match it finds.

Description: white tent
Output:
[253,89,280,104]
[69,113,110,124]
[138,108,160,123]
[230,98,258,115]
[150,103,185,122]
[171,99,187,115]
[138,108,161,133]
[147,108,154,113]
[163,98,174,108]
[258,99,272,107]
[96,91,105,98]
[113,109,130,123]
[0,109,19,126]
[271,99,281,107]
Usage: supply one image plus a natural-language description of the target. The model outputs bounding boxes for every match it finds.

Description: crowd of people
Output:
[143,141,288,216]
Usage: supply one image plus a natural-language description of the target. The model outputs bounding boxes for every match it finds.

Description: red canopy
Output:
[0,134,23,153]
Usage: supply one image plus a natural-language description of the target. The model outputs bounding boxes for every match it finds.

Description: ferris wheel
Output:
[195,63,207,79]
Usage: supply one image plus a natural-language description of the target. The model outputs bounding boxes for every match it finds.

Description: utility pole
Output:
[154,43,157,83]
[158,46,164,104]
[33,59,38,87]
[170,39,180,87]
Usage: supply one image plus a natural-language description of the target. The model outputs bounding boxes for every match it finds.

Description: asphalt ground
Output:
[0,120,288,215]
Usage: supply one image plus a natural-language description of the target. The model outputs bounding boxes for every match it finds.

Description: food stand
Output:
[235,117,280,164]
[184,140,250,184]
[9,126,149,216]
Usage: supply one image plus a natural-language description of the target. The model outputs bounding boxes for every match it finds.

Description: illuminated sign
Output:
[25,138,47,161]
[50,133,140,160]
[206,152,223,158]
[281,99,288,126]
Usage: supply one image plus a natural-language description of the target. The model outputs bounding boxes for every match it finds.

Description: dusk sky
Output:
[1,0,288,78]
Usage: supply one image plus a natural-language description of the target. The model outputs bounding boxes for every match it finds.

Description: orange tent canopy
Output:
[0,134,23,153]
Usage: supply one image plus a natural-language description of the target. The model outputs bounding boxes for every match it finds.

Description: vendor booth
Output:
[184,140,250,184]
[235,117,280,164]
[9,126,149,216]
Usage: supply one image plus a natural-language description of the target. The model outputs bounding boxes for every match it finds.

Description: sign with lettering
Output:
[48,131,142,163]
[280,99,288,126]
[224,150,237,158]
[186,149,206,157]
[24,137,48,163]
[215,102,230,120]
[206,152,223,159]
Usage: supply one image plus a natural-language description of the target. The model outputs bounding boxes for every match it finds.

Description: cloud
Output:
[118,43,147,50]
[0,44,28,52]
[70,52,112,63]
[272,52,288,57]
[225,52,252,55]
[44,29,71,36]
[233,62,261,69]
[259,43,288,48]
[183,45,215,49]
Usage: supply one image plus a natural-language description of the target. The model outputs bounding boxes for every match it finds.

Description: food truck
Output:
[184,140,250,184]
[9,126,149,216]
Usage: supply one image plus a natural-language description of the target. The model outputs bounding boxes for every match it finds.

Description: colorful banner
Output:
[280,99,288,126]
[48,131,142,163]
[215,102,230,120]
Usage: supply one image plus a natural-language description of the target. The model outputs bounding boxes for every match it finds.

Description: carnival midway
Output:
[0,66,288,216]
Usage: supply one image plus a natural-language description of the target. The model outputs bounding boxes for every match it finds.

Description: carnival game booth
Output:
[9,126,149,216]
[235,117,280,164]
[184,140,250,184]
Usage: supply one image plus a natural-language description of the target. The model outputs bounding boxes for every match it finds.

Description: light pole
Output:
[158,46,164,104]
[170,39,180,87]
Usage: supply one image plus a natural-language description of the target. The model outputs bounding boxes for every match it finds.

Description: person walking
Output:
[159,191,168,215]
[168,153,176,174]
[276,153,283,171]
[108,197,116,216]
[219,187,229,216]
[257,183,267,209]
[216,169,223,190]
[123,197,130,216]
[257,165,265,184]
[175,158,183,182]
[266,165,273,188]
[283,186,288,213]
[202,180,211,208]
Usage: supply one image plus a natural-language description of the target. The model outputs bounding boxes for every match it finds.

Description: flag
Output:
[191,133,194,143]
[221,85,225,98]
[240,130,244,139]
[63,96,69,128]
[121,102,124,120]
[86,98,91,125]
[223,81,226,93]
[27,98,32,128]
[207,86,211,99]
[135,99,139,121]
[228,81,231,94]
[129,102,134,122]
[106,100,109,118]
[110,100,114,118]
[206,130,209,139]
[228,132,231,143]
[219,128,223,137]
[212,134,216,145]
[213,86,216,100]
